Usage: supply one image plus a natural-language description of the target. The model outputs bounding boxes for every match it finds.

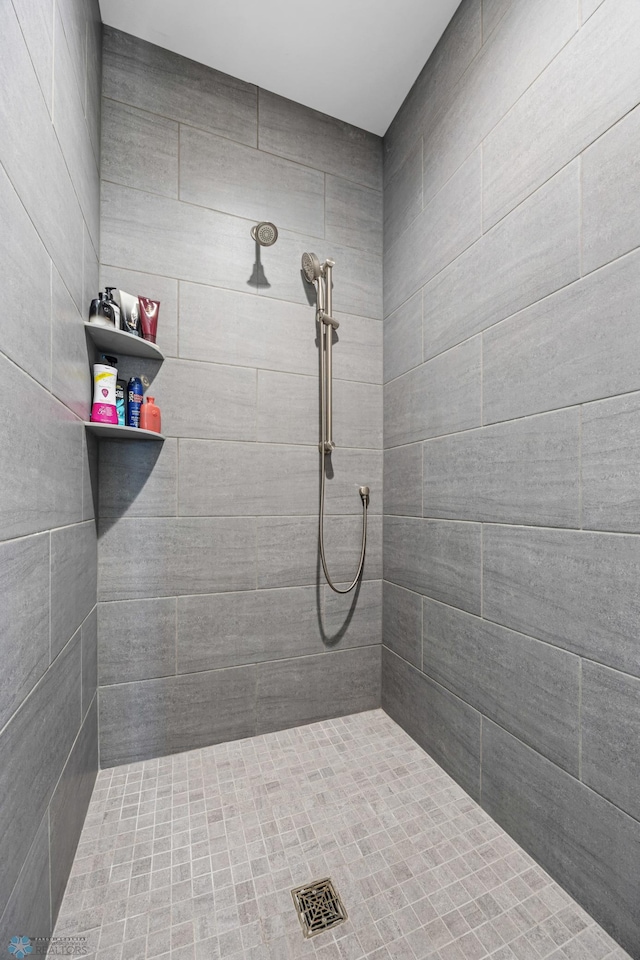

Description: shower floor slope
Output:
[53,710,631,959]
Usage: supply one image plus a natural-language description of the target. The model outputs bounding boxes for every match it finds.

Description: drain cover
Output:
[291,877,348,938]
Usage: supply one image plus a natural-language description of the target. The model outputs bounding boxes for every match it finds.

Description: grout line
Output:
[479,714,483,800]
[579,152,584,277]
[578,405,583,529]
[578,658,583,780]
[480,524,484,618]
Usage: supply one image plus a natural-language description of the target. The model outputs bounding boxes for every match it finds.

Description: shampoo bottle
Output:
[140,397,161,433]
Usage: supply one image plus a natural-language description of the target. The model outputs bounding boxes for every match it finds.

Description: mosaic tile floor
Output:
[54,710,632,960]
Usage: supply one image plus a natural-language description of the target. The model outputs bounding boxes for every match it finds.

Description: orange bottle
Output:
[140,397,161,433]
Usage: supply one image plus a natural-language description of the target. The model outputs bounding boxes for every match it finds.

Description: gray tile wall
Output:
[98,27,383,766]
[0,0,100,942]
[382,1,640,954]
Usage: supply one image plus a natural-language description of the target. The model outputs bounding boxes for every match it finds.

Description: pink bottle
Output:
[140,397,161,433]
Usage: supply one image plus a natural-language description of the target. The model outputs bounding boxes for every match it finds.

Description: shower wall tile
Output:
[98,266,178,358]
[0,354,83,542]
[481,0,513,41]
[52,7,100,248]
[323,579,383,646]
[383,517,482,614]
[383,148,481,317]
[153,358,256,441]
[0,163,52,390]
[100,181,255,294]
[179,284,381,383]
[180,125,325,238]
[422,409,580,526]
[581,662,640,823]
[101,98,179,198]
[0,533,50,732]
[383,139,422,254]
[257,228,383,319]
[99,438,177,518]
[582,104,640,275]
[177,587,319,672]
[99,598,177,685]
[382,581,422,669]
[382,647,481,800]
[179,283,317,375]
[384,337,481,446]
[50,522,98,661]
[422,599,580,773]
[332,313,383,385]
[0,815,51,942]
[178,442,381,517]
[258,89,382,190]
[0,0,84,307]
[582,393,640,533]
[482,524,640,678]
[99,517,257,600]
[481,721,640,956]
[421,0,576,208]
[85,7,102,163]
[0,631,81,917]
[383,291,422,383]
[99,665,258,766]
[51,267,92,420]
[383,0,482,185]
[383,444,422,517]
[483,249,640,424]
[325,175,383,257]
[482,0,640,230]
[49,697,98,918]
[422,162,581,361]
[56,0,90,105]
[81,608,97,719]
[103,27,257,146]
[11,0,54,114]
[256,514,382,589]
[255,646,381,734]
[257,371,382,449]
[581,0,606,23]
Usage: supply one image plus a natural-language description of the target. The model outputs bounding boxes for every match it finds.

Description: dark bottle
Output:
[127,377,143,428]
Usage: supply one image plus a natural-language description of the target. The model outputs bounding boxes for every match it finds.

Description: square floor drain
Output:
[291,877,348,938]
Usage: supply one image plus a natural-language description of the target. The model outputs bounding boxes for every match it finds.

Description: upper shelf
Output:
[84,321,165,361]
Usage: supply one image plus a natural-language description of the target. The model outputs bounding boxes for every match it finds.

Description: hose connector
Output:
[359,485,370,505]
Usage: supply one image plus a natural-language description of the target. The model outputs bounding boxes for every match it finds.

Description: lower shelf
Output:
[84,422,165,441]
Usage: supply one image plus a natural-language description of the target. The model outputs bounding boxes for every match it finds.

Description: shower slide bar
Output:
[301,252,370,594]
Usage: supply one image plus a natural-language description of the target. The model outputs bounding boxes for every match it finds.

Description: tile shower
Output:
[0,1,639,959]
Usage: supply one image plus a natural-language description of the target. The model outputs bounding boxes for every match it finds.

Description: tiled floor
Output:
[54,710,632,960]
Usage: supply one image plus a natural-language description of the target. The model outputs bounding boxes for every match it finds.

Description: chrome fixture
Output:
[302,253,370,594]
[251,221,278,246]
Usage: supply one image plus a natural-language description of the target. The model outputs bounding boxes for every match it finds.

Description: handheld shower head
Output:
[301,252,322,283]
[251,222,278,246]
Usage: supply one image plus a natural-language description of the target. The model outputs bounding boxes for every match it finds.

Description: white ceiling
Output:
[98,0,461,136]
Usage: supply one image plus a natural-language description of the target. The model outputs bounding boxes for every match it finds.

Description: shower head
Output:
[301,252,322,283]
[251,222,278,246]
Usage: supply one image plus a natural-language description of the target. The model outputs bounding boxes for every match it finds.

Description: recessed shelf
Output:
[84,321,165,361]
[84,422,165,441]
